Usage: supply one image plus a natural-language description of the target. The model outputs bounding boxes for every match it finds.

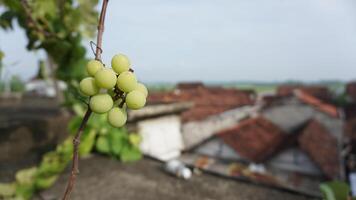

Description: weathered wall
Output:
[138,115,183,161]
[182,105,259,150]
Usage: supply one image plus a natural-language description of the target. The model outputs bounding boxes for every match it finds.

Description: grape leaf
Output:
[35,175,58,190]
[0,182,16,197]
[96,136,110,154]
[109,130,126,156]
[120,144,142,162]
[15,167,37,185]
[79,129,97,156]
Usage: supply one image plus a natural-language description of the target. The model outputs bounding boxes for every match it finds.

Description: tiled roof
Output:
[217,116,286,163]
[148,84,255,122]
[346,82,356,102]
[295,90,339,118]
[277,85,331,102]
[261,94,288,107]
[298,119,340,179]
[176,82,204,90]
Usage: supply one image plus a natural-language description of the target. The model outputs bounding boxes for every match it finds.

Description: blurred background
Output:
[0,0,356,200]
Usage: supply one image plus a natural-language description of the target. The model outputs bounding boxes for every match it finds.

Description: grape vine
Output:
[0,0,147,199]
[62,0,148,199]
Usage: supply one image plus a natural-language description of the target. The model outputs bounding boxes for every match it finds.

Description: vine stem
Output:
[61,0,109,200]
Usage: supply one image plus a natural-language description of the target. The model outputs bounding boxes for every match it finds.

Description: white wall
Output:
[138,115,183,161]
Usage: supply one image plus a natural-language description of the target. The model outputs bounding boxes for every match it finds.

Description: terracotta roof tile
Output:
[177,82,204,90]
[148,84,255,122]
[298,119,340,179]
[277,85,331,102]
[217,116,286,163]
[295,90,339,118]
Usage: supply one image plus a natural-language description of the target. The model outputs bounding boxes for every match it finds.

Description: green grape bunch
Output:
[79,54,148,128]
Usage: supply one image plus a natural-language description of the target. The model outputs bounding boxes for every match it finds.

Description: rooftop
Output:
[295,90,339,118]
[217,116,286,163]
[34,155,314,200]
[298,119,340,179]
[148,84,255,122]
[277,85,331,102]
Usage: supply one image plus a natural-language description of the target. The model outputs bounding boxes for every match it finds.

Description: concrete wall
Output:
[138,115,183,161]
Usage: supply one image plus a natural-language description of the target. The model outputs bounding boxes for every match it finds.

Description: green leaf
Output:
[35,175,58,190]
[0,50,4,61]
[95,136,110,154]
[15,183,35,200]
[67,116,82,134]
[15,167,37,185]
[72,103,85,116]
[31,0,57,19]
[79,129,96,156]
[0,182,16,197]
[120,144,142,162]
[37,152,67,177]
[56,137,73,158]
[0,10,16,29]
[109,130,126,156]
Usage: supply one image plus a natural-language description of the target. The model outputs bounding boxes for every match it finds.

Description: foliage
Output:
[319,181,353,200]
[9,75,25,92]
[0,104,142,199]
[69,103,142,161]
[0,49,3,76]
[0,49,4,92]
[0,0,99,102]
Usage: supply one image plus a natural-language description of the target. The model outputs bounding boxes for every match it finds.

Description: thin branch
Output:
[95,0,109,62]
[61,109,92,200]
[61,1,109,200]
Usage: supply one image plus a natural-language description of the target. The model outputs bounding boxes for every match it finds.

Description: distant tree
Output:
[9,75,25,92]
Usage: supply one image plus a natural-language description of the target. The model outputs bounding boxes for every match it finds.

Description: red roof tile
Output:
[217,116,286,163]
[177,82,204,90]
[298,119,340,179]
[148,84,255,122]
[277,85,331,102]
[295,90,339,118]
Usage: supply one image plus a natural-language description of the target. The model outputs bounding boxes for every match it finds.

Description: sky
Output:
[1,0,356,83]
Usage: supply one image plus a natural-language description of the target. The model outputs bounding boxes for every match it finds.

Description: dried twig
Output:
[61,1,109,199]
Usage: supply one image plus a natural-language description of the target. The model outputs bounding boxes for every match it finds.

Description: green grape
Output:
[95,68,117,89]
[86,60,104,76]
[126,90,146,110]
[116,71,137,92]
[89,94,113,114]
[79,77,99,96]
[111,54,130,74]
[134,83,148,97]
[107,107,127,127]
